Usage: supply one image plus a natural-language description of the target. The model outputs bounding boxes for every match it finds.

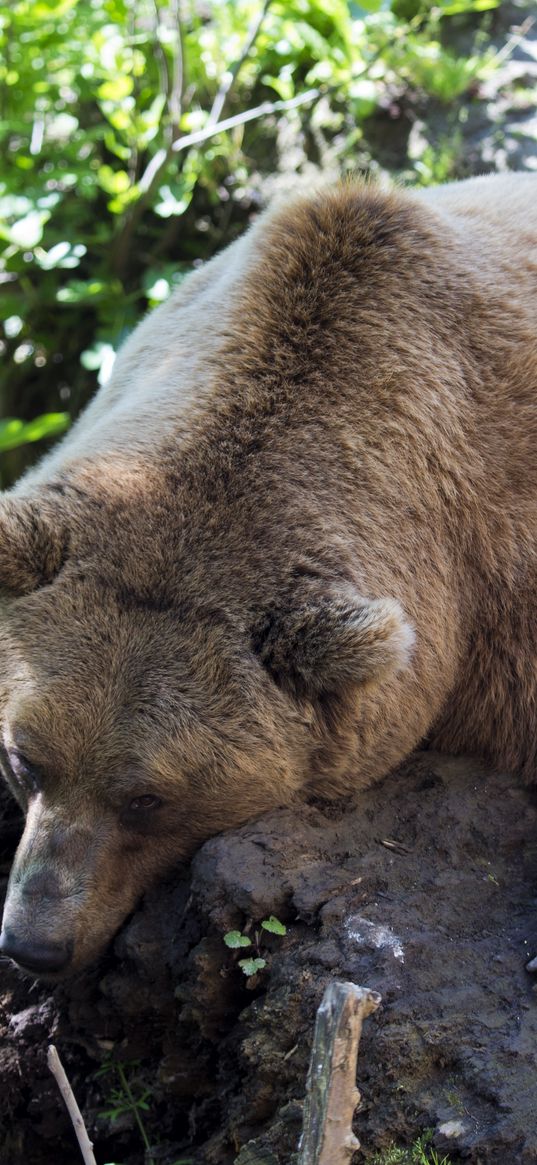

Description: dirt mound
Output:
[1,751,536,1164]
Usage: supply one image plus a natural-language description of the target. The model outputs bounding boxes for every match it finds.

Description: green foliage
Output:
[0,412,69,452]
[1,0,500,488]
[224,929,252,948]
[97,1058,194,1165]
[97,1058,156,1165]
[261,915,287,935]
[238,955,268,975]
[223,914,287,976]
[369,1130,454,1164]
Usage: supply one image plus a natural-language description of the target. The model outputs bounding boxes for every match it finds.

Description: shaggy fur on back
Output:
[0,172,536,973]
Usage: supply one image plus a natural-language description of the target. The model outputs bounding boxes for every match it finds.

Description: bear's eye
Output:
[8,750,41,790]
[128,794,163,812]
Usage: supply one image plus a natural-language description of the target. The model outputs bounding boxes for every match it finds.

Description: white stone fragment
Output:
[345,916,404,962]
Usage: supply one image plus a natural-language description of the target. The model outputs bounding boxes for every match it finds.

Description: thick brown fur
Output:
[0,173,536,974]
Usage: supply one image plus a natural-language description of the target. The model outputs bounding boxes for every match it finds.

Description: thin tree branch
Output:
[490,14,535,68]
[206,0,271,128]
[168,0,185,134]
[171,87,322,153]
[137,85,321,198]
[138,0,273,195]
[47,1044,97,1165]
[151,0,172,126]
[167,34,389,158]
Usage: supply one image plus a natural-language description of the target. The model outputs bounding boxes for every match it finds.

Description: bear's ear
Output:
[253,586,414,698]
[0,498,67,594]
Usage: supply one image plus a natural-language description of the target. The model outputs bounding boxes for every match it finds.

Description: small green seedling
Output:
[223,930,252,949]
[223,916,287,977]
[238,956,267,975]
[261,915,287,935]
[96,1059,155,1165]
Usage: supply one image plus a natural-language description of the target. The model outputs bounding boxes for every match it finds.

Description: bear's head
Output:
[0,491,413,977]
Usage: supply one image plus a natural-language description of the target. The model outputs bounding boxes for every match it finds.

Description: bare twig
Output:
[491,15,535,69]
[47,1044,97,1165]
[151,0,173,124]
[171,87,322,152]
[138,0,273,194]
[137,85,321,197]
[168,34,389,157]
[206,0,272,128]
[168,0,185,133]
[298,981,381,1165]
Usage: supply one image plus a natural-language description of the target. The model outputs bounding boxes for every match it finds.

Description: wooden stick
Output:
[47,1044,97,1165]
[298,981,381,1165]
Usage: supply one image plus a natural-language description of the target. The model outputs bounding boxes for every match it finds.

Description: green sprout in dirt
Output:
[223,915,287,977]
[96,1058,158,1165]
[369,1130,454,1164]
[97,1060,193,1163]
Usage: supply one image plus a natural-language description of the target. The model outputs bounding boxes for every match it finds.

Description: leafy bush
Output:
[1,0,499,485]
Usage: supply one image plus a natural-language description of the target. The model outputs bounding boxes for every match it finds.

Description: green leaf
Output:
[1,210,51,248]
[0,414,70,452]
[80,341,116,373]
[35,241,87,270]
[238,957,267,976]
[154,183,195,219]
[223,930,251,949]
[0,420,24,451]
[97,76,134,102]
[57,279,110,303]
[261,916,287,936]
[437,0,498,10]
[97,165,131,195]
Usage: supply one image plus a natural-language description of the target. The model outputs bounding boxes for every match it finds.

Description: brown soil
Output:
[1,750,536,1165]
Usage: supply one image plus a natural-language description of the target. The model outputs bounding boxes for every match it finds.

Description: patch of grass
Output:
[369,1130,454,1164]
[96,1056,195,1165]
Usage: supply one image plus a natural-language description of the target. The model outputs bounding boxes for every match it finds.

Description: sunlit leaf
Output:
[45,112,79,141]
[80,341,116,384]
[4,210,50,248]
[97,165,131,195]
[0,413,69,452]
[97,76,134,102]
[145,277,171,303]
[57,279,110,303]
[35,241,87,269]
[438,0,498,11]
[154,183,195,219]
[3,315,23,338]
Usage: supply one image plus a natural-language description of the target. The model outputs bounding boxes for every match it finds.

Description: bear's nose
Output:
[0,930,73,975]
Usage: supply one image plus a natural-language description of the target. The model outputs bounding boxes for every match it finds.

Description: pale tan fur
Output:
[0,172,536,974]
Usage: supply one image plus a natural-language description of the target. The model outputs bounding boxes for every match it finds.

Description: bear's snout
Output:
[0,928,73,976]
[0,862,78,977]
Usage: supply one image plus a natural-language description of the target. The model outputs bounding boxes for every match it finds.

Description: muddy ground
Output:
[1,751,537,1165]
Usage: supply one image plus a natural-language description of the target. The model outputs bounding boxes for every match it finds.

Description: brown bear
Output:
[0,172,536,977]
